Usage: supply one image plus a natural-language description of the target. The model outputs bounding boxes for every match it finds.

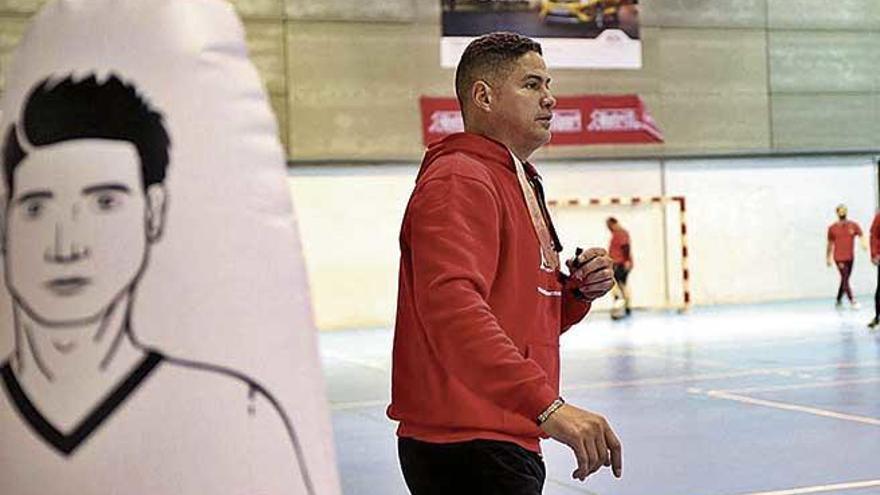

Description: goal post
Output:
[547,195,691,312]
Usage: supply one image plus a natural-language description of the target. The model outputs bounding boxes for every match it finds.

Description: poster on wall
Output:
[441,0,641,69]
[420,94,662,146]
[0,1,339,494]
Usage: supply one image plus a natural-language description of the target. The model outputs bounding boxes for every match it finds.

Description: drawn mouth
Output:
[536,116,553,126]
[44,277,91,296]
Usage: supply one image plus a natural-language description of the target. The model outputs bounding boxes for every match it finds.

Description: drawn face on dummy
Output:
[4,140,165,326]
[1,75,169,327]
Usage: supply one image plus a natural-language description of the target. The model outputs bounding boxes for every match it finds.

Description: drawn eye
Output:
[23,199,45,219]
[95,192,122,211]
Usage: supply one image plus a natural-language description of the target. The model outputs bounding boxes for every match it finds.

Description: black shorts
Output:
[613,264,630,284]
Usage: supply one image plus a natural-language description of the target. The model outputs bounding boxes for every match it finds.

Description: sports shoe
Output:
[851,301,861,310]
[868,318,879,330]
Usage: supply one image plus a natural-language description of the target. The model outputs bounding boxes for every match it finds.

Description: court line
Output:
[329,362,880,410]
[730,479,880,495]
[563,361,880,392]
[712,377,880,395]
[612,349,731,368]
[321,350,388,372]
[545,477,600,494]
[704,390,880,426]
[331,399,387,411]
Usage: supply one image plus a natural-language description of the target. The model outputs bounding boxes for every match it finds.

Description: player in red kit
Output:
[826,204,864,310]
[607,217,632,320]
[868,210,880,329]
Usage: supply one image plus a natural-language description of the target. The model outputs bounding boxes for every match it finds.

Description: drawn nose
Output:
[44,205,89,264]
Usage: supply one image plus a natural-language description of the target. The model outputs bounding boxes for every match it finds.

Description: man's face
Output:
[837,206,847,219]
[490,51,556,156]
[3,139,151,325]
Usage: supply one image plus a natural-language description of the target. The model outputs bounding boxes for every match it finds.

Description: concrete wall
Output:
[291,154,878,329]
[1,0,878,160]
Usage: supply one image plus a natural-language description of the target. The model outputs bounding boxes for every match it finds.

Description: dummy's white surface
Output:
[0,1,339,493]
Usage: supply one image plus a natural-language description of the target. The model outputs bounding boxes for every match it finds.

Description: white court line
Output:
[329,362,880,411]
[331,399,387,411]
[714,377,880,395]
[545,478,599,495]
[705,390,880,426]
[731,479,880,495]
[563,361,879,392]
[615,349,731,368]
[321,350,388,372]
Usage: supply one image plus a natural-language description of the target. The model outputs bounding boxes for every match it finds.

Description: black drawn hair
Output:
[2,74,170,194]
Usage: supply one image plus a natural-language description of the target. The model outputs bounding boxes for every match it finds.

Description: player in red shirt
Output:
[868,211,880,328]
[607,217,633,320]
[826,204,863,310]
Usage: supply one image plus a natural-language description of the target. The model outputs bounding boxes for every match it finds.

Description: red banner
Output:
[420,94,662,146]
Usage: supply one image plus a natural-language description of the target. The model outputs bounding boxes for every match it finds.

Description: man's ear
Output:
[145,184,167,243]
[472,80,493,113]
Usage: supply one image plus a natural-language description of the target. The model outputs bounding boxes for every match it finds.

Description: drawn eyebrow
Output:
[16,190,53,205]
[82,183,132,195]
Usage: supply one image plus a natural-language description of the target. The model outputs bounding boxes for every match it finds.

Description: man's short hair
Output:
[2,74,171,194]
[607,217,618,224]
[454,32,542,110]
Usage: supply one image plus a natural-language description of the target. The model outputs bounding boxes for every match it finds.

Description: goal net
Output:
[548,196,690,312]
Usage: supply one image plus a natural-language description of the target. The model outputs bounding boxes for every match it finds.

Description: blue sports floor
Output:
[320,300,880,495]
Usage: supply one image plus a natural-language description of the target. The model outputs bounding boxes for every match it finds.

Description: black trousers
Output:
[836,260,854,303]
[398,437,546,495]
[874,264,880,319]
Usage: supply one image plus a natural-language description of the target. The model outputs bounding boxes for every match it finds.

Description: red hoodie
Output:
[387,133,591,453]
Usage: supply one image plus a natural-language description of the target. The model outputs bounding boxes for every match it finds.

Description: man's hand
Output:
[540,404,622,481]
[827,257,833,267]
[566,248,615,303]
[873,256,879,266]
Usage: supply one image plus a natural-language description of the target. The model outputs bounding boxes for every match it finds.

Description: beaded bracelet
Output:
[537,397,566,425]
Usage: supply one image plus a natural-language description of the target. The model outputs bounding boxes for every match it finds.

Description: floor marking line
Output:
[321,350,388,372]
[329,363,880,411]
[563,361,880,392]
[330,399,387,411]
[544,477,600,495]
[705,391,880,426]
[615,349,731,368]
[729,478,880,495]
[713,377,880,395]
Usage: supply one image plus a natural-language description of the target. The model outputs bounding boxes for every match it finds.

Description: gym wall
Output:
[1,0,878,159]
[291,154,877,329]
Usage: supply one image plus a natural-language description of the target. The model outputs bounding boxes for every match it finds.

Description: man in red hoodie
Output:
[388,32,622,494]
